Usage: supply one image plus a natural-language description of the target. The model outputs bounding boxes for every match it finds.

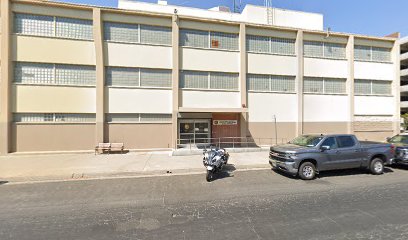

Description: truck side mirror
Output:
[386,137,391,142]
[321,146,330,151]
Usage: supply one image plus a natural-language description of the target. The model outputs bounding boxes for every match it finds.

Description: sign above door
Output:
[213,120,238,126]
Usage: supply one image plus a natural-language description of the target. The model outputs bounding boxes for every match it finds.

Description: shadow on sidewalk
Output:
[0,181,9,185]
[211,164,236,181]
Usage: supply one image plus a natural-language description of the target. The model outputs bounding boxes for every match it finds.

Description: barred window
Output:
[304,41,323,58]
[104,22,139,43]
[304,77,346,94]
[140,69,172,88]
[180,29,208,48]
[355,79,392,95]
[14,13,54,37]
[324,78,346,94]
[355,45,391,62]
[247,74,270,91]
[14,113,95,123]
[324,42,346,59]
[246,35,269,53]
[304,41,346,59]
[14,62,96,86]
[270,38,295,55]
[55,64,96,85]
[140,25,171,45]
[14,62,54,84]
[270,75,295,92]
[106,113,171,123]
[180,71,208,89]
[56,17,93,40]
[210,32,239,50]
[14,13,93,40]
[209,72,239,90]
[106,67,139,87]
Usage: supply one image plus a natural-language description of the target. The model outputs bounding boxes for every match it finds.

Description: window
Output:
[304,77,346,94]
[15,62,96,86]
[180,71,238,90]
[14,113,95,123]
[104,22,139,43]
[14,13,93,40]
[337,136,356,148]
[304,41,346,59]
[104,22,171,45]
[106,113,172,123]
[247,74,295,93]
[354,45,391,62]
[180,29,239,50]
[321,137,337,149]
[106,67,171,88]
[355,79,392,95]
[246,35,295,55]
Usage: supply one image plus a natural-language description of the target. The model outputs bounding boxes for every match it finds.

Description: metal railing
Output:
[176,137,288,150]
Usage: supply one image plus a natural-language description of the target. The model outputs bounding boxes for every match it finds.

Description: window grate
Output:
[324,42,346,59]
[210,31,239,50]
[246,35,295,55]
[304,77,346,94]
[270,38,295,55]
[140,69,172,88]
[180,29,209,48]
[304,41,324,58]
[355,45,391,62]
[246,35,270,53]
[106,113,172,123]
[304,77,324,93]
[304,41,346,59]
[140,25,171,45]
[180,71,209,89]
[180,29,238,50]
[56,17,93,40]
[14,13,54,37]
[106,67,139,87]
[209,72,239,90]
[14,113,96,123]
[354,79,371,95]
[14,62,54,84]
[355,79,392,95]
[270,75,296,92]
[104,22,139,43]
[55,64,96,85]
[324,78,346,94]
[247,74,270,91]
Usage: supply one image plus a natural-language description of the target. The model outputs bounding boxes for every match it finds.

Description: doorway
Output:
[178,119,211,147]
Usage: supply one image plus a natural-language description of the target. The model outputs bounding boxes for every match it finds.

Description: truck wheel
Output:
[298,162,316,180]
[370,158,384,175]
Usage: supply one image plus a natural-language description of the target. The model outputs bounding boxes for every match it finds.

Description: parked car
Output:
[269,134,393,180]
[386,133,408,165]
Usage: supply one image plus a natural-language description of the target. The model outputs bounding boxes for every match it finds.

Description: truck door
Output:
[320,137,341,170]
[333,136,363,169]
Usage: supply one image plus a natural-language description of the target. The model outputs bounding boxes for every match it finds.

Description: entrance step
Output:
[172,146,270,156]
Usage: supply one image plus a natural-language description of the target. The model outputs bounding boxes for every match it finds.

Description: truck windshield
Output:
[388,135,408,144]
[290,135,324,147]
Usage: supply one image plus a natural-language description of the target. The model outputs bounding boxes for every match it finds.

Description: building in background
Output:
[0,0,400,154]
[400,37,408,115]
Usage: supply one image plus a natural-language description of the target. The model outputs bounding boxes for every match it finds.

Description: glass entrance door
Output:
[179,119,211,147]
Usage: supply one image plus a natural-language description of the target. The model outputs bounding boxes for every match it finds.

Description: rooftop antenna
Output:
[325,27,331,38]
[233,0,242,13]
[264,0,273,25]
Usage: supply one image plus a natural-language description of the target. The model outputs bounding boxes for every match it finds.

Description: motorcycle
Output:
[203,147,230,182]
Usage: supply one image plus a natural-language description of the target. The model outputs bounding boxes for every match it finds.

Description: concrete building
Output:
[0,0,400,154]
[400,36,408,113]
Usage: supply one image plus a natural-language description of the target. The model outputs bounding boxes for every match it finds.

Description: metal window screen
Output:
[271,75,296,92]
[140,25,171,45]
[14,13,54,37]
[304,77,324,93]
[106,67,139,86]
[180,29,209,48]
[140,69,172,88]
[210,72,239,90]
[104,22,139,43]
[180,71,208,89]
[372,80,391,95]
[304,41,323,57]
[324,43,346,59]
[246,35,269,53]
[271,38,295,55]
[324,78,346,94]
[55,64,96,86]
[210,31,239,50]
[14,62,54,84]
[354,45,371,61]
[106,113,140,122]
[56,17,93,40]
[247,74,270,91]
[140,114,172,122]
[14,113,95,123]
[354,79,372,95]
[372,47,391,62]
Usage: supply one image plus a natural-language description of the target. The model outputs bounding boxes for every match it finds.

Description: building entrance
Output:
[178,119,211,146]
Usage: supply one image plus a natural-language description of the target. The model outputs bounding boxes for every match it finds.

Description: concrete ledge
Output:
[172,147,270,156]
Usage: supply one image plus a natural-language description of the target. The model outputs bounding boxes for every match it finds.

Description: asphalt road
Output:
[1,164,408,240]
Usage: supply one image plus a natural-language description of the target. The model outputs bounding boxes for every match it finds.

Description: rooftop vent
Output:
[158,0,168,5]
[209,6,231,12]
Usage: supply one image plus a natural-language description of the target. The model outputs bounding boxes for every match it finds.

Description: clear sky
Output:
[55,0,408,38]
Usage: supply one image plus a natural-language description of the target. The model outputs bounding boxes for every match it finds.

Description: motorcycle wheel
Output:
[206,170,213,182]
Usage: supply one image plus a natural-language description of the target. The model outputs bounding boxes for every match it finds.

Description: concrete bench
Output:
[95,143,125,154]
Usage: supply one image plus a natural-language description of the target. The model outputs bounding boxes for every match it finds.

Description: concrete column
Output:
[393,40,401,135]
[93,8,105,144]
[239,23,248,139]
[295,30,304,136]
[347,36,355,134]
[171,14,180,149]
[0,0,11,155]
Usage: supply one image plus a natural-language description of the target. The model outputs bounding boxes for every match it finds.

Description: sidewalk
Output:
[0,151,270,183]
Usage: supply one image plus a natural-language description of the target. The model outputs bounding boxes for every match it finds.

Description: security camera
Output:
[174,9,178,14]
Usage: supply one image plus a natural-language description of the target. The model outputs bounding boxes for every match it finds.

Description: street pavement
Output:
[1,164,408,239]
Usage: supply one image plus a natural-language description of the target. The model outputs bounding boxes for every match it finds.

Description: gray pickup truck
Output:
[269,134,393,180]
